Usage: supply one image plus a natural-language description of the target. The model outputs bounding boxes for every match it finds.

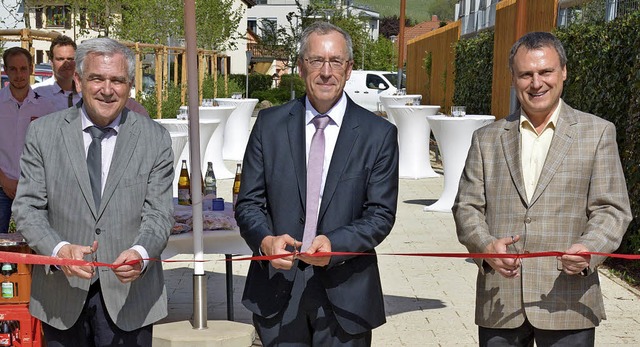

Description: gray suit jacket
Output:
[453,102,632,330]
[12,104,174,331]
[236,96,399,334]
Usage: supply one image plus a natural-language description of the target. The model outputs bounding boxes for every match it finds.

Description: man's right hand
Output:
[57,242,97,279]
[260,235,299,270]
[484,235,521,278]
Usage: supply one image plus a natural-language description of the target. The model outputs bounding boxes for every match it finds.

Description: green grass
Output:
[352,0,445,24]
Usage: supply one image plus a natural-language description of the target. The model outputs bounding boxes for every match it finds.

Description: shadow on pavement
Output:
[383,294,446,317]
[403,199,438,206]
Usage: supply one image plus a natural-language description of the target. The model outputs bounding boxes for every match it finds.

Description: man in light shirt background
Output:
[0,47,55,233]
[453,32,631,346]
[34,35,149,116]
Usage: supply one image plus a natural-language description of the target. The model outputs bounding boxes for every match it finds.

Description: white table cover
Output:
[215,98,259,161]
[180,105,236,179]
[163,202,250,259]
[155,118,220,196]
[379,94,423,124]
[387,105,440,179]
[424,115,495,212]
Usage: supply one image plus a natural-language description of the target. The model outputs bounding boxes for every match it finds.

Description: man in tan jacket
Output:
[453,32,632,346]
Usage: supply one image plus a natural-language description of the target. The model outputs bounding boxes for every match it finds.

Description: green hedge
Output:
[555,12,640,254]
[453,30,494,115]
[252,74,306,105]
[229,73,275,98]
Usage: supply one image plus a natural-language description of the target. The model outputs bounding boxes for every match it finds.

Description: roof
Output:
[242,0,256,8]
[400,15,448,61]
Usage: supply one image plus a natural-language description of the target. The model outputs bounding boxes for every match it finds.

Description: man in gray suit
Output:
[12,38,174,346]
[236,22,398,346]
[453,32,632,346]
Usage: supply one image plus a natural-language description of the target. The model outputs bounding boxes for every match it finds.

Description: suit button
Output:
[95,228,102,235]
[299,217,304,224]
[524,217,532,224]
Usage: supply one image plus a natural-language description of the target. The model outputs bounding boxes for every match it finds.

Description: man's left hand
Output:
[297,235,331,267]
[558,243,590,275]
[111,249,143,283]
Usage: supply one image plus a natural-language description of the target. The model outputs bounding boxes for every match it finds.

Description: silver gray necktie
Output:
[87,126,108,210]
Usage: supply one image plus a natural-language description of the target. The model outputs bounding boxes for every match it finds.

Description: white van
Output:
[344,70,405,112]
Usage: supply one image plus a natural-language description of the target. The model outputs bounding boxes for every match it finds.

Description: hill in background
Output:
[352,0,450,24]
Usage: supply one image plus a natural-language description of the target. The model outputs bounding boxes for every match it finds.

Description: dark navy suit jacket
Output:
[236,95,399,334]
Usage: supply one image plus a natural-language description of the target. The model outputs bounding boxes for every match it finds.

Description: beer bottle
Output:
[203,162,217,210]
[232,163,242,210]
[178,160,191,205]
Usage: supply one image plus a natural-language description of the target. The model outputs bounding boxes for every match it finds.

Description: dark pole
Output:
[397,0,406,91]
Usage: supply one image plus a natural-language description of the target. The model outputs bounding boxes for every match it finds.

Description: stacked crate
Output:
[0,234,41,347]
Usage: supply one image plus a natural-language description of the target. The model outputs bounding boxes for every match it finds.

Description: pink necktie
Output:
[302,115,331,252]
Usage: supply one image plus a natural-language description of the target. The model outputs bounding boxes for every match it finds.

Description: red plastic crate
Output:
[0,304,41,347]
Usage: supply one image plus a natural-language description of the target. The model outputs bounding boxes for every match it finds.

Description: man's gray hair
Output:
[298,21,354,62]
[509,31,567,73]
[76,38,135,83]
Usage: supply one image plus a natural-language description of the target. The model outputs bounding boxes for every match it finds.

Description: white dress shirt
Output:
[304,93,347,204]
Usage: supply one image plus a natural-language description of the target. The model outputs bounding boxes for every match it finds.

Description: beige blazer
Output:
[12,104,174,331]
[453,102,632,330]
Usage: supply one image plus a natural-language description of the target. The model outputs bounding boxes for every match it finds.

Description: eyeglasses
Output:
[304,58,349,70]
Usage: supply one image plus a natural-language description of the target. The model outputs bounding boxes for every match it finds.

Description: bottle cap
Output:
[212,198,225,211]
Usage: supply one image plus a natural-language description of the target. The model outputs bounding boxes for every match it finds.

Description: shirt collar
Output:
[81,105,122,134]
[305,92,346,128]
[519,99,562,134]
[0,87,40,105]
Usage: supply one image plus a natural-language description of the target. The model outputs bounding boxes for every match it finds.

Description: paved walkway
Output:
[160,169,640,346]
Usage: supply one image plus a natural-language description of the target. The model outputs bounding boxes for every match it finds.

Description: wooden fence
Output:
[406,0,559,120]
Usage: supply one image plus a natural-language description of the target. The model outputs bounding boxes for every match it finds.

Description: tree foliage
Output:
[42,0,244,51]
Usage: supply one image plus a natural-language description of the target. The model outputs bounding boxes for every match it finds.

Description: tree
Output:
[195,0,244,51]
[363,36,393,71]
[379,16,400,39]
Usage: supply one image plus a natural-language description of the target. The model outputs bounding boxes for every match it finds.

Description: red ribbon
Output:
[2,250,640,267]
[227,251,640,262]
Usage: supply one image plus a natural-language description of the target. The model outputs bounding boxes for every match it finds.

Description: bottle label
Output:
[178,189,191,205]
[1,282,14,299]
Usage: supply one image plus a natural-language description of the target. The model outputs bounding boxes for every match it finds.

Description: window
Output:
[247,18,257,33]
[366,74,387,90]
[80,8,105,29]
[45,6,71,29]
[35,7,43,29]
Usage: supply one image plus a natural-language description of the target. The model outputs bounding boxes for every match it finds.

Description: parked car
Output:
[344,70,406,112]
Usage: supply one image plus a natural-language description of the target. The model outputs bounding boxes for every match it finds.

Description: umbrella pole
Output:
[184,0,207,329]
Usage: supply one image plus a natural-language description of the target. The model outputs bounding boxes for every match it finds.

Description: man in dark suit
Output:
[12,38,174,346]
[235,21,399,346]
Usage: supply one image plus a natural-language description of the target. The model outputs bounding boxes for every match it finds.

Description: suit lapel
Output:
[287,100,307,210]
[61,107,98,217]
[99,109,140,217]
[318,100,359,220]
[529,104,577,205]
[501,112,528,204]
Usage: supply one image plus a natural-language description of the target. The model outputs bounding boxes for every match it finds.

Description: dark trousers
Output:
[253,262,372,347]
[479,318,595,347]
[0,188,12,233]
[42,281,153,347]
